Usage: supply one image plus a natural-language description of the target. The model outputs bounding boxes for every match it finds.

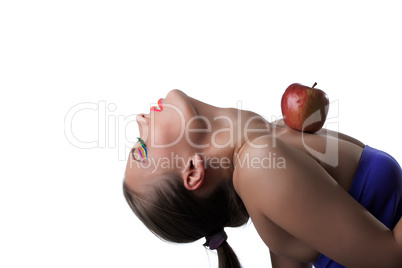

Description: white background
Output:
[1,1,401,267]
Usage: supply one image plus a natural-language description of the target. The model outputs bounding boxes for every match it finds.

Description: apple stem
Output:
[312,82,317,88]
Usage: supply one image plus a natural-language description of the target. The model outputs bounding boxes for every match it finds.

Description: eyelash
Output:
[137,137,146,146]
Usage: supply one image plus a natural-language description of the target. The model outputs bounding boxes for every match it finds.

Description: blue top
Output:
[313,145,402,268]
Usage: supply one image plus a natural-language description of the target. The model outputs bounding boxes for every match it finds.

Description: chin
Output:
[165,89,197,119]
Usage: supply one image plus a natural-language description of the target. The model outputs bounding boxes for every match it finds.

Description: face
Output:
[124,89,197,193]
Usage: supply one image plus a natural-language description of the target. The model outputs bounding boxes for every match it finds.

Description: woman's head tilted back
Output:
[123,90,249,267]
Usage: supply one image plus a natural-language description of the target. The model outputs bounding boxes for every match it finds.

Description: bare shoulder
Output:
[271,118,365,149]
[233,135,305,198]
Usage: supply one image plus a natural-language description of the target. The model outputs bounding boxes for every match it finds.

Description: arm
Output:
[270,250,311,268]
[395,218,402,246]
[234,136,402,267]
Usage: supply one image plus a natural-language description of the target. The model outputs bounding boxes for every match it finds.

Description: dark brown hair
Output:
[123,172,249,268]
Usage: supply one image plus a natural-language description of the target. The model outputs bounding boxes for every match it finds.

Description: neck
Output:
[186,95,271,188]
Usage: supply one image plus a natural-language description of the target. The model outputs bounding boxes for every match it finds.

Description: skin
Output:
[125,89,402,267]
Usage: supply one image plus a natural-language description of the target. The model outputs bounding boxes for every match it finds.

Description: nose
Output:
[136,114,150,140]
[136,113,150,121]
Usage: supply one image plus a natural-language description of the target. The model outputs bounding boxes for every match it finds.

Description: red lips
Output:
[150,98,163,112]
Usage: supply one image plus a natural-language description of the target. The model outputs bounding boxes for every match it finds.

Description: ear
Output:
[183,154,205,191]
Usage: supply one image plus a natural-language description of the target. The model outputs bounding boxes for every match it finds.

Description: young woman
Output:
[123,89,402,268]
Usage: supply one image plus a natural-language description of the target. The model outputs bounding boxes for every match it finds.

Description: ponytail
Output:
[216,241,241,268]
[204,230,241,268]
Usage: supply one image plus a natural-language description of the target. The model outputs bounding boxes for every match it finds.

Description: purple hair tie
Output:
[205,229,228,250]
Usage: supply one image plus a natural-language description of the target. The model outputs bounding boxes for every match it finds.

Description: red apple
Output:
[281,82,329,133]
